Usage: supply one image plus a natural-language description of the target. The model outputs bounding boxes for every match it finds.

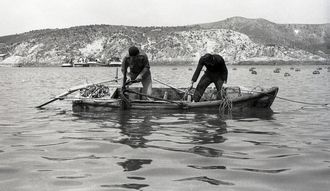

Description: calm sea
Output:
[0,64,329,191]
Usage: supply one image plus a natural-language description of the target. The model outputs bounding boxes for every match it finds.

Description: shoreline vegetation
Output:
[0,60,329,67]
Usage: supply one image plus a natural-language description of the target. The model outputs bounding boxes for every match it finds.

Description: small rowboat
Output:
[72,85,279,112]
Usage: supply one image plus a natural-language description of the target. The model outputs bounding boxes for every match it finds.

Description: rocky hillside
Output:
[0,17,329,66]
[196,17,330,55]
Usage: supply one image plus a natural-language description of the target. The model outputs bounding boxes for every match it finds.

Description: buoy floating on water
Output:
[274,69,280,73]
[313,70,320,74]
[284,72,291,77]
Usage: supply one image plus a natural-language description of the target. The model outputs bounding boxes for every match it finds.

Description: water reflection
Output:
[117,159,152,172]
[116,110,153,148]
[175,176,234,186]
[101,183,149,190]
[72,107,274,160]
[231,108,275,120]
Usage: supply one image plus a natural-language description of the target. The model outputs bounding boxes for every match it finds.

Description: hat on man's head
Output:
[129,46,140,56]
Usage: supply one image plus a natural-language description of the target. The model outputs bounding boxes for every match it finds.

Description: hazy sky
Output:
[1,0,329,36]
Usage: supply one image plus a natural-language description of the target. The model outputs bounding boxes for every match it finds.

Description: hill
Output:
[196,17,330,55]
[0,17,329,66]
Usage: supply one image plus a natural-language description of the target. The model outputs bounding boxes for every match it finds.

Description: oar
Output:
[36,78,120,108]
[124,89,185,106]
[119,87,131,109]
[153,78,193,100]
[119,80,140,110]
[153,78,186,93]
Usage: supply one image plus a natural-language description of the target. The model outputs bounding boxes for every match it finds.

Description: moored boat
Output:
[74,61,90,67]
[72,85,279,112]
[61,62,73,67]
[108,57,121,67]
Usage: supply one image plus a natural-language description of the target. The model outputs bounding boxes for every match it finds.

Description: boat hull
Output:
[61,63,73,67]
[72,86,279,112]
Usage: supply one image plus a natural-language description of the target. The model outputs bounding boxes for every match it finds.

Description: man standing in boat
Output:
[121,46,152,98]
[189,53,228,102]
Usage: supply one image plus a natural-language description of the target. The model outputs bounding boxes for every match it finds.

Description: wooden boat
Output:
[88,57,122,67]
[72,85,279,112]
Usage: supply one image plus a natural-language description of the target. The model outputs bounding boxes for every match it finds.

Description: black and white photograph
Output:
[0,0,329,190]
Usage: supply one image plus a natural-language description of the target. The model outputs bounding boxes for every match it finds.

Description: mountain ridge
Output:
[0,17,329,66]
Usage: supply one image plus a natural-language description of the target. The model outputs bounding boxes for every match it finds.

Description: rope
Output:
[274,96,328,106]
[219,88,233,115]
[181,89,194,101]
[240,88,329,106]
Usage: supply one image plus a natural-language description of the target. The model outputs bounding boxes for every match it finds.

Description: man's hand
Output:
[136,75,142,82]
[125,76,131,83]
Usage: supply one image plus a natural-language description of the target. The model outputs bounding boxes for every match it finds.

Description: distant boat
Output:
[62,58,74,67]
[61,63,73,67]
[73,58,90,67]
[74,62,90,67]
[108,57,122,67]
[93,57,122,67]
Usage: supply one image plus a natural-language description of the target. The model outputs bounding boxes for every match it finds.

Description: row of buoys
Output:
[244,66,328,75]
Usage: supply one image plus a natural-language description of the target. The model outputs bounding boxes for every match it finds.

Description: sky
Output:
[1,0,329,36]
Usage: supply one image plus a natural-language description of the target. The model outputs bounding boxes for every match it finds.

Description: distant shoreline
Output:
[1,60,329,67]
[233,60,330,65]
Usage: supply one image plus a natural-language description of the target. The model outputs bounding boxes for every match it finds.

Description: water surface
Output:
[0,65,329,190]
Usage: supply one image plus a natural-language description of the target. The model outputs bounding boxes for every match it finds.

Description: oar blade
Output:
[36,98,58,108]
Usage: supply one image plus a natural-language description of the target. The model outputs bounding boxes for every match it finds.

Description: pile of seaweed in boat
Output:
[80,84,110,98]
